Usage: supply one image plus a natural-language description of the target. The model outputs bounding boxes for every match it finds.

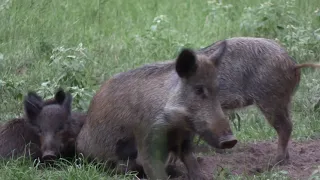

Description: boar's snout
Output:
[42,150,57,161]
[219,134,237,149]
[40,134,60,162]
[199,129,237,149]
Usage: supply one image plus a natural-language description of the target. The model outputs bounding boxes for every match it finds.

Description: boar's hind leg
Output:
[136,130,169,180]
[112,159,144,177]
[257,101,292,166]
[114,137,146,177]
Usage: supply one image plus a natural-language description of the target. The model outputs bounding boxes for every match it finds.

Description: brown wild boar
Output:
[77,41,237,180]
[0,89,86,162]
[195,37,320,166]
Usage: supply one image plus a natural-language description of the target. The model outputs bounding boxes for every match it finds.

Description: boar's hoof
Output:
[268,154,290,169]
[165,164,184,178]
[187,171,210,180]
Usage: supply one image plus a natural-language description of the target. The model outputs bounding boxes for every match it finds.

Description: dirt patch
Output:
[168,138,320,180]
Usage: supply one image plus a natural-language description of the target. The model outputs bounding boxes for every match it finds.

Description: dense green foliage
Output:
[0,0,319,179]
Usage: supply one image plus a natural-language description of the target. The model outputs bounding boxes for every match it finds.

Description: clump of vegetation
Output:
[0,0,319,179]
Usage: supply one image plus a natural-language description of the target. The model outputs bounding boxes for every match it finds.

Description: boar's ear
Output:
[175,48,198,78]
[54,88,66,105]
[24,92,44,121]
[62,92,73,114]
[210,40,227,67]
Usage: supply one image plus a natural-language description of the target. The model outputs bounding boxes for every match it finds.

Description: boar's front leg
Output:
[136,128,169,180]
[179,133,209,180]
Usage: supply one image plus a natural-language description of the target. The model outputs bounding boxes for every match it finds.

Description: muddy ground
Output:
[164,138,320,180]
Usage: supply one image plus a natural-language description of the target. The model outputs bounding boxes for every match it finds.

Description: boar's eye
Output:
[32,125,42,135]
[57,125,64,132]
[58,125,64,131]
[194,85,205,96]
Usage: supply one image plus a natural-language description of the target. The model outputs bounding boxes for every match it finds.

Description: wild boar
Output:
[77,41,237,180]
[0,89,86,162]
[196,37,320,166]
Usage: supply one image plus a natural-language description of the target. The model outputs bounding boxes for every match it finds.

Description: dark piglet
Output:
[77,41,237,180]
[0,89,86,163]
[195,37,320,166]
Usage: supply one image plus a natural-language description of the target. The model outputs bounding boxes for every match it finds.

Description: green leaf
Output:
[314,99,320,111]
[277,25,284,30]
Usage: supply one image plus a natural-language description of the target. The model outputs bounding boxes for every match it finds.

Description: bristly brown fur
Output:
[76,43,234,180]
[196,36,320,167]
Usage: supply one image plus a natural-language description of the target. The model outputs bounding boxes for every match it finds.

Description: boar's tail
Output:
[295,63,320,69]
[292,63,320,93]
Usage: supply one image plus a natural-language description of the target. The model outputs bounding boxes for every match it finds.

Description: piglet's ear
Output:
[175,48,198,79]
[54,88,66,105]
[62,92,73,115]
[24,92,44,121]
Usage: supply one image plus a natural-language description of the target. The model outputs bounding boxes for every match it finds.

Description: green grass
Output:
[0,0,320,179]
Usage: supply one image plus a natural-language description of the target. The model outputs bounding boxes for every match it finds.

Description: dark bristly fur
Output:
[0,89,86,163]
[196,37,320,166]
[77,43,237,180]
